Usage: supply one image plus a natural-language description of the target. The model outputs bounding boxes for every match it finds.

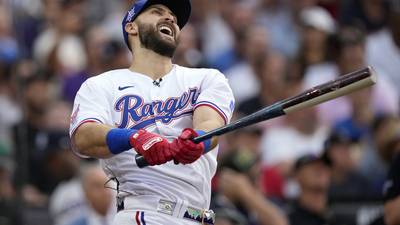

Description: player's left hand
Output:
[172,128,204,164]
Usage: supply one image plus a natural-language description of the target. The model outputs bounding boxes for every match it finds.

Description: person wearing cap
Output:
[297,6,336,73]
[70,0,235,224]
[287,153,333,225]
[322,130,374,201]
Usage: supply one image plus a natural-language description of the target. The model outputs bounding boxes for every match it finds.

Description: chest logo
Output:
[115,88,199,129]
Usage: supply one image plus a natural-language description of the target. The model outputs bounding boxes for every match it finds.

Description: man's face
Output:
[296,161,331,192]
[134,4,180,57]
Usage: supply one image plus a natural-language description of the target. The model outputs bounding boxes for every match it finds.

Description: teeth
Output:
[160,25,172,36]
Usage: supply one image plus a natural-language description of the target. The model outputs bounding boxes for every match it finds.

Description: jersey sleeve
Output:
[194,70,235,124]
[69,78,112,137]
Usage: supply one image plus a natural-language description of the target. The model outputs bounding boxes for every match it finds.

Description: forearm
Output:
[241,190,288,225]
[193,106,225,150]
[193,120,220,149]
[73,123,114,158]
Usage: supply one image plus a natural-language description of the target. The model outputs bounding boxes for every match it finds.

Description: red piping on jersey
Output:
[135,211,141,225]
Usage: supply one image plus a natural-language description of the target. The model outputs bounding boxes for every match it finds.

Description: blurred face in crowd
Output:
[25,79,51,115]
[83,167,112,216]
[338,43,365,74]
[296,161,331,192]
[259,54,285,90]
[227,2,255,35]
[133,5,180,58]
[242,26,269,63]
[60,1,85,34]
[328,143,358,173]
[302,26,328,50]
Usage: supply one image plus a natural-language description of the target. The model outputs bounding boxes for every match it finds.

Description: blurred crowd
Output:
[1,0,400,225]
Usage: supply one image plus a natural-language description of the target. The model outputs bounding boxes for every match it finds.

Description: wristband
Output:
[195,130,212,152]
[106,128,137,154]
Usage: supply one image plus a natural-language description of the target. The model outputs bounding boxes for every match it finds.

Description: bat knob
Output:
[135,155,149,168]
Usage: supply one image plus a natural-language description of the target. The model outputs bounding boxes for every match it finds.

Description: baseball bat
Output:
[136,66,377,168]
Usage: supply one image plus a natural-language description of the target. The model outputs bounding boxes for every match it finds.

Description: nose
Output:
[164,14,176,24]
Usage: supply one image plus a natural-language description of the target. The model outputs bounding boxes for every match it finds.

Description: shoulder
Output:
[87,69,128,82]
[81,69,129,89]
[175,65,226,78]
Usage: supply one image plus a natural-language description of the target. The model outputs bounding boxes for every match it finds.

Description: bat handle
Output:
[135,154,149,168]
[135,134,211,168]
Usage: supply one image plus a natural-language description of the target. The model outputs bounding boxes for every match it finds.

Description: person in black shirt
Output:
[288,154,332,225]
[376,115,400,225]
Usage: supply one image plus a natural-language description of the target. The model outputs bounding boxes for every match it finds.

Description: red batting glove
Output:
[173,128,205,164]
[130,129,175,166]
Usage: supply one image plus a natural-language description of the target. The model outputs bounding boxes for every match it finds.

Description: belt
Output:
[117,196,215,225]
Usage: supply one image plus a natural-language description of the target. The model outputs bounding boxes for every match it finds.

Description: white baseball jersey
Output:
[69,64,235,209]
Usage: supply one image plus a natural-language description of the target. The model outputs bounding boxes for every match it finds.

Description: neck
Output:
[130,48,173,80]
[299,190,327,214]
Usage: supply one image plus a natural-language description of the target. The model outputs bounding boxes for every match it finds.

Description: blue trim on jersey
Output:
[140,211,146,225]
[106,128,137,154]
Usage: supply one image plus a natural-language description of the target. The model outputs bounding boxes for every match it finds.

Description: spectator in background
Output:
[287,153,334,225]
[68,163,115,225]
[0,2,19,64]
[13,75,53,205]
[260,81,328,197]
[367,0,400,98]
[0,159,22,225]
[339,0,388,32]
[321,130,374,201]
[214,139,288,225]
[297,6,335,74]
[33,0,87,77]
[226,25,270,105]
[304,26,398,125]
[237,53,286,116]
[371,115,400,225]
[256,0,300,58]
[204,0,255,71]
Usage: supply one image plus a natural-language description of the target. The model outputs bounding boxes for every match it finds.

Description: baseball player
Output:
[69,0,235,225]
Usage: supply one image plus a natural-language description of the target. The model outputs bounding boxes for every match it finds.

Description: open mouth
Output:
[159,24,174,38]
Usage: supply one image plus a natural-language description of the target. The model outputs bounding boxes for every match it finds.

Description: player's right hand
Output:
[130,129,175,166]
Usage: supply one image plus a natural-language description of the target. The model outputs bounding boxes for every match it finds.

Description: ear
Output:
[125,22,138,36]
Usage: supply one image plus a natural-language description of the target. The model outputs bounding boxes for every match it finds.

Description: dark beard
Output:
[137,21,178,58]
